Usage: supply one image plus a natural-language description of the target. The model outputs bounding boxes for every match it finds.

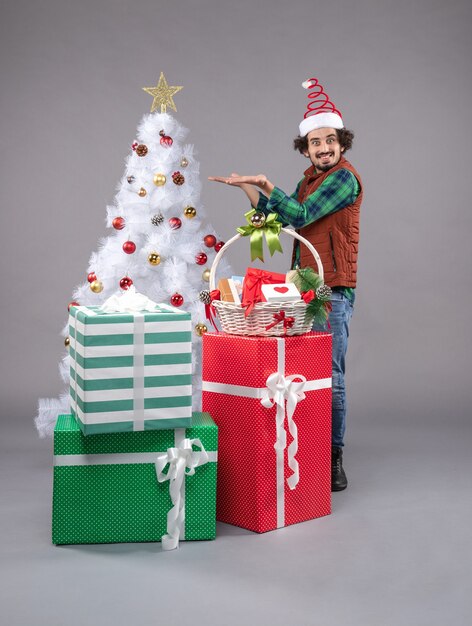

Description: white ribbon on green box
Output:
[54,425,218,549]
[69,288,193,435]
[156,436,210,550]
[202,337,331,528]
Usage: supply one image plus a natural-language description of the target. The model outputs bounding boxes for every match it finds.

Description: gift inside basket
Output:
[205,211,331,336]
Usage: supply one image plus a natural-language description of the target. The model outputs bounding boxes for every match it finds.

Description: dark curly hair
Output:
[293,128,355,154]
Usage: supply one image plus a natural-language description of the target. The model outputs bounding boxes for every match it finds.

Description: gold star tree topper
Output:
[142,72,184,113]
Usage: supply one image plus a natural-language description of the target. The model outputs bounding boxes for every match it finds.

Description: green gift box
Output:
[52,413,218,549]
[68,303,193,435]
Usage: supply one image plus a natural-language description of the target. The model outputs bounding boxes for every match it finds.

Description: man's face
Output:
[304,127,344,173]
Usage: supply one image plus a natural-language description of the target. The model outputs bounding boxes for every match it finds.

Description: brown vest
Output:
[294,156,363,288]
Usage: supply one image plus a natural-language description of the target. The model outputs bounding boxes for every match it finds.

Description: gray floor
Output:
[1,418,471,626]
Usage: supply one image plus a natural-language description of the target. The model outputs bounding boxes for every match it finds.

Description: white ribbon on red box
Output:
[261,371,305,490]
[202,337,331,528]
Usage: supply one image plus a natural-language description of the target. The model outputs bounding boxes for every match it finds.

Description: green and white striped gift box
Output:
[68,303,193,435]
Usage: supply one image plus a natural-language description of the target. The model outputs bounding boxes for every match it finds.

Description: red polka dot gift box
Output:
[202,331,332,533]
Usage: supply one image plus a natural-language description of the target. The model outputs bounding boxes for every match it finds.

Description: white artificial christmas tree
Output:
[36,73,230,437]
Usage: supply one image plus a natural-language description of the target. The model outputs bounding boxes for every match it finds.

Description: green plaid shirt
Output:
[256,168,360,302]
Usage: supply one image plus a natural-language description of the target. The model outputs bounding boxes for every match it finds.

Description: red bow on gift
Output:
[204,290,221,332]
[301,290,315,304]
[242,268,286,317]
[265,311,295,334]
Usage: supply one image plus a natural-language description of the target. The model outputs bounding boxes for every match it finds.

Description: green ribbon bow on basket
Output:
[237,210,283,262]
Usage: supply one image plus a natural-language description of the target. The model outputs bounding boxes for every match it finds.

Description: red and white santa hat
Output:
[298,78,344,137]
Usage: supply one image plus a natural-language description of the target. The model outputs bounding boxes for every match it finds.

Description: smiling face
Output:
[304,127,344,173]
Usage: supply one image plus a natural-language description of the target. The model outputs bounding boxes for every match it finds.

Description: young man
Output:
[209,79,362,491]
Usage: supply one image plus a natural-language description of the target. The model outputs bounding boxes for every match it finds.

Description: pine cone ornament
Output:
[151,213,164,226]
[199,290,211,305]
[316,284,332,301]
[172,171,185,185]
[136,144,148,157]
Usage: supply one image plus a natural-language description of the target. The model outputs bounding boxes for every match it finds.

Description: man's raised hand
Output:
[208,172,274,207]
[208,173,271,191]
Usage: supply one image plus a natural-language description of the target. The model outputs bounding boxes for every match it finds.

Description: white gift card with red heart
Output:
[261,282,301,302]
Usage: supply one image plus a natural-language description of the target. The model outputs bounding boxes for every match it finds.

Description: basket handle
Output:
[209,227,324,291]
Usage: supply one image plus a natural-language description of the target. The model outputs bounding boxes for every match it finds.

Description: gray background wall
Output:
[1,0,471,429]
[1,1,471,624]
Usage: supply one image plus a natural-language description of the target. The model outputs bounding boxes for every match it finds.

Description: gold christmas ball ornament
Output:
[202,268,211,282]
[90,279,104,293]
[153,173,167,186]
[180,157,189,168]
[148,252,161,266]
[138,187,147,197]
[250,211,266,228]
[184,206,197,219]
[64,336,70,347]
[195,323,208,337]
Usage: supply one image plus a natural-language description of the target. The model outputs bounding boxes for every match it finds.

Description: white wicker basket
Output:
[209,227,324,336]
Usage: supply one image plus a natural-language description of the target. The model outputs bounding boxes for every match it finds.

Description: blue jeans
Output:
[313,290,355,447]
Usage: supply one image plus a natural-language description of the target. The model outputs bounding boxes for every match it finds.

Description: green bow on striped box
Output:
[68,303,193,435]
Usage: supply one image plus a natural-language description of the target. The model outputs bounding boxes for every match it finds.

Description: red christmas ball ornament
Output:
[122,241,136,254]
[168,217,182,230]
[214,241,225,252]
[203,234,217,248]
[195,252,208,265]
[120,276,133,290]
[87,272,97,283]
[112,217,125,230]
[159,130,173,147]
[68,301,80,311]
[170,293,184,307]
